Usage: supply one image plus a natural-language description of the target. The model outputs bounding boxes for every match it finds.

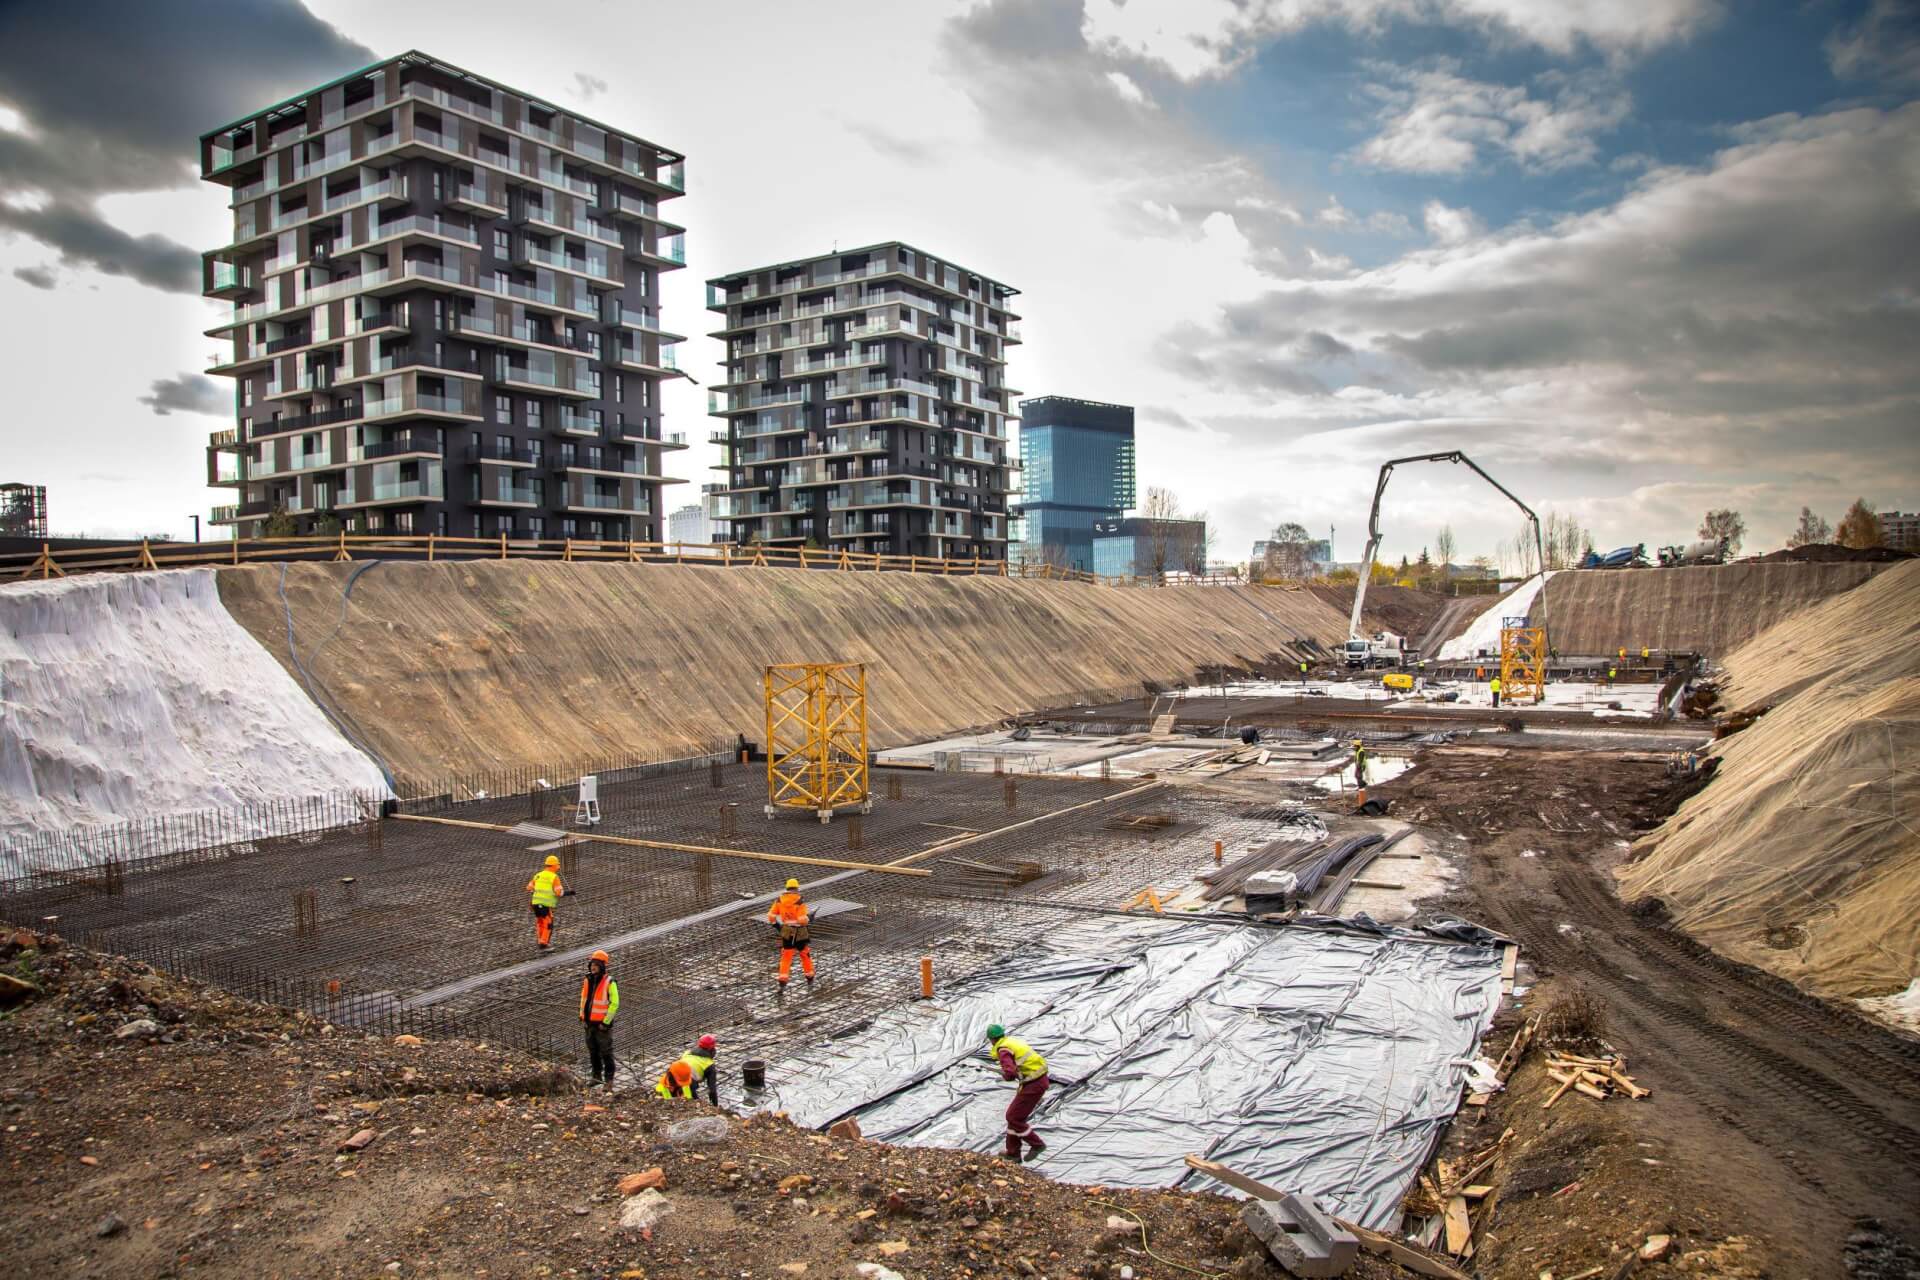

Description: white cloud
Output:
[1105,69,1150,106]
[1422,199,1480,243]
[1356,61,1630,173]
[1827,0,1920,86]
[1082,0,1719,82]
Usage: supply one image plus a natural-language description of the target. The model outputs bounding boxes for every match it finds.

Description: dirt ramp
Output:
[1538,561,1888,656]
[216,562,1352,788]
[1622,561,1920,1001]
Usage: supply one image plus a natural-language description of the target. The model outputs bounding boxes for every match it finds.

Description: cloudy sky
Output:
[1,0,1916,563]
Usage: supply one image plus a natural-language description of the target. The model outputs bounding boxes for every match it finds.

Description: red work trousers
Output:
[1004,1074,1049,1157]
[532,904,553,946]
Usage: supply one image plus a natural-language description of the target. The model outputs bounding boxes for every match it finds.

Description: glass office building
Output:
[1013,396,1135,570]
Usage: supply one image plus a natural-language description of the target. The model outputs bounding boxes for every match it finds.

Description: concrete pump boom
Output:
[1346,451,1549,653]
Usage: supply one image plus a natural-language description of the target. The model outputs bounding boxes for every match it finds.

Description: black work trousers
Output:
[585,1021,615,1081]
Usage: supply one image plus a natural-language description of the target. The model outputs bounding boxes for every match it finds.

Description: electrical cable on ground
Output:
[1090,1200,1225,1278]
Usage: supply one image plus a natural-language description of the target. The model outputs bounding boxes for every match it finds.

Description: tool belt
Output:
[777,923,810,947]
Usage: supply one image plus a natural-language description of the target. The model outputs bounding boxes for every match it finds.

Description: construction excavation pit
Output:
[3,555,1918,1280]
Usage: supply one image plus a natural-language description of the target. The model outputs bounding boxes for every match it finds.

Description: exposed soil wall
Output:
[1622,561,1920,1000]
[1439,562,1889,658]
[217,562,1354,789]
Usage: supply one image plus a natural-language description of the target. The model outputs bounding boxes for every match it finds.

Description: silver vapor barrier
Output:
[764,914,1502,1230]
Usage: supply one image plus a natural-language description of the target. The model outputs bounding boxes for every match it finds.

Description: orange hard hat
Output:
[590,949,611,964]
[669,1061,693,1084]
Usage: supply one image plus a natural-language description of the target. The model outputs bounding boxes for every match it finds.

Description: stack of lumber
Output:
[1405,1129,1514,1263]
[1542,1051,1650,1109]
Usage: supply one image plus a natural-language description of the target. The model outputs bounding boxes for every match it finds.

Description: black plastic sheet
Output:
[765,915,1501,1229]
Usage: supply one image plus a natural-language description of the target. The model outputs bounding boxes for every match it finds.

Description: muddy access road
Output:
[1376,745,1920,1276]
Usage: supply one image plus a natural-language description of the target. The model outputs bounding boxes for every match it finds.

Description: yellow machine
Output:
[1381,672,1415,691]
[764,662,872,822]
[1499,625,1548,705]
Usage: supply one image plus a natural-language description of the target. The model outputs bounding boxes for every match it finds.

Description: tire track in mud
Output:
[1473,846,1920,1236]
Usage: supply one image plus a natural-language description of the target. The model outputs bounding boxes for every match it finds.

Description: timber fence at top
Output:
[0,532,1272,590]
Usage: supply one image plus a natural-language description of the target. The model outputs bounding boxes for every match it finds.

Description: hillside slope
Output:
[1621,561,1920,999]
[219,562,1352,789]
[1432,561,1889,658]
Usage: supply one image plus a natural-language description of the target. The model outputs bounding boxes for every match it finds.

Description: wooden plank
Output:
[1462,1185,1494,1199]
[1180,1155,1472,1280]
[1350,880,1405,890]
[389,812,932,877]
[1443,1197,1472,1254]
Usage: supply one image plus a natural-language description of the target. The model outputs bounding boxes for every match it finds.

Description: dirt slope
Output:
[1304,584,1454,648]
[1534,561,1888,656]
[1621,560,1920,1000]
[218,563,1352,789]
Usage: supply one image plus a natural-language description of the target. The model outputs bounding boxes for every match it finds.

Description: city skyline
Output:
[1,0,1916,561]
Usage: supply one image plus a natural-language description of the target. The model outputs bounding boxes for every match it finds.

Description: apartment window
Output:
[493,228,510,255]
[640,379,652,408]
[431,170,443,200]
[433,340,444,366]
[240,380,253,408]
[612,374,622,403]
[495,433,513,459]
[523,401,540,430]
[394,511,415,533]
[494,396,510,425]
[605,297,622,324]
[637,271,649,297]
[528,516,546,538]
[433,299,445,329]
[561,518,578,539]
[527,438,543,463]
[437,511,448,536]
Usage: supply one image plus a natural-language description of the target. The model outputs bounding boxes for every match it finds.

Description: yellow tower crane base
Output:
[765,662,873,823]
[1499,625,1548,706]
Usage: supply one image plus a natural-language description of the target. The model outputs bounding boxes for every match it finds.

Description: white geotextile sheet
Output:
[0,568,389,865]
[1434,572,1555,660]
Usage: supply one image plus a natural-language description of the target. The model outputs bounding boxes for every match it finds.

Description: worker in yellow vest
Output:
[579,949,619,1089]
[1490,675,1503,709]
[655,1034,719,1102]
[526,854,568,949]
[988,1023,1050,1162]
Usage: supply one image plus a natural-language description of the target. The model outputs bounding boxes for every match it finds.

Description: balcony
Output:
[339,477,445,508]
[207,262,253,299]
[448,181,508,215]
[604,192,659,223]
[518,203,621,246]
[467,442,540,467]
[564,490,651,515]
[342,349,482,384]
[710,386,813,414]
[556,407,604,436]
[494,363,597,398]
[357,436,443,462]
[611,342,681,376]
[474,483,539,507]
[552,454,662,480]
[363,389,483,423]
[627,232,685,268]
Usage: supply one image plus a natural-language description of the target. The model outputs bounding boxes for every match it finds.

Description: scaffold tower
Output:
[765,662,872,822]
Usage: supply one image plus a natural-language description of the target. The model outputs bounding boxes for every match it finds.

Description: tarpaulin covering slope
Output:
[216,562,1355,789]
[0,569,390,862]
[770,917,1501,1229]
[1623,561,1920,1001]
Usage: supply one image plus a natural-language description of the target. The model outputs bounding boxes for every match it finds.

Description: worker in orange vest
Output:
[526,854,568,949]
[767,877,815,986]
[579,949,619,1090]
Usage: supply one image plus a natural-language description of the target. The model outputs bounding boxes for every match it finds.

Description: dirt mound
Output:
[1622,561,1920,1001]
[1753,543,1913,564]
[217,563,1354,791]
[1306,583,1452,645]
[0,936,1368,1279]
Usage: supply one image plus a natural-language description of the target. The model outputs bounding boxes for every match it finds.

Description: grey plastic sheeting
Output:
[765,915,1500,1230]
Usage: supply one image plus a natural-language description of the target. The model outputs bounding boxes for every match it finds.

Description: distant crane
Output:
[1345,451,1548,666]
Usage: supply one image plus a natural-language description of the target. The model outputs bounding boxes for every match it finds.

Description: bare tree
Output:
[1835,498,1884,549]
[1141,486,1181,581]
[1699,508,1747,557]
[1434,524,1457,582]
[1185,510,1214,577]
[1262,521,1315,581]
[1786,506,1833,549]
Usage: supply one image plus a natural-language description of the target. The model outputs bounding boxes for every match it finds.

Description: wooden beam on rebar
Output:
[387,812,931,877]
[886,780,1164,868]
